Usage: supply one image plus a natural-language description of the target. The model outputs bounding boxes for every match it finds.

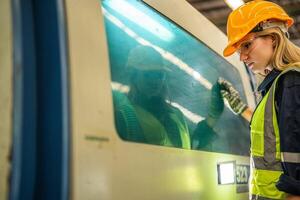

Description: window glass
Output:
[102,0,250,155]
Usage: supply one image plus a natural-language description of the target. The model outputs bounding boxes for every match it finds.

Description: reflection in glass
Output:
[113,45,191,149]
[102,0,250,155]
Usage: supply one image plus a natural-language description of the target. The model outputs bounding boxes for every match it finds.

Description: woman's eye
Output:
[243,42,251,49]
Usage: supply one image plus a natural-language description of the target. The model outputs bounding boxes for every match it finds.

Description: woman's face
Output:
[238,34,274,75]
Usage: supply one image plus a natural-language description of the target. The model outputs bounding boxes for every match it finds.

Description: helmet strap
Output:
[259,20,290,38]
[285,31,290,39]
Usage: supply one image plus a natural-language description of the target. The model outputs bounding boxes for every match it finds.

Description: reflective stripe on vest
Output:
[263,76,279,164]
[250,67,300,200]
[252,156,282,171]
[281,152,300,163]
[251,194,279,200]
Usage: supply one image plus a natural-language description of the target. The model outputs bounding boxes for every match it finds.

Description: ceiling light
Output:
[224,0,244,10]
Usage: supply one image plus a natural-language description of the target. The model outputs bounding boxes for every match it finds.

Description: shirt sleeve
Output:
[275,71,300,195]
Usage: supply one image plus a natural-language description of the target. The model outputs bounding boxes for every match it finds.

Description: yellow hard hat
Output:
[223,0,294,57]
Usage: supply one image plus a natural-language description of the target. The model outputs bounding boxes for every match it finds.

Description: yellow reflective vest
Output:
[133,104,191,149]
[113,90,191,149]
[250,67,300,200]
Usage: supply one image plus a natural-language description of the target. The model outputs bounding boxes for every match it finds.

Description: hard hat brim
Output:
[223,45,236,57]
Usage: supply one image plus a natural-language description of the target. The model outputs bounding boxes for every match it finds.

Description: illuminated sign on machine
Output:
[217,162,250,185]
[217,161,235,185]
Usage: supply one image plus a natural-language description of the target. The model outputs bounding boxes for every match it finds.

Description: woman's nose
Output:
[239,52,248,62]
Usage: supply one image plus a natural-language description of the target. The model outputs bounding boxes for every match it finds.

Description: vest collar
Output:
[257,69,281,97]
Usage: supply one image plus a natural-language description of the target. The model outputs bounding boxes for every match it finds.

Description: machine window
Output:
[102,0,250,155]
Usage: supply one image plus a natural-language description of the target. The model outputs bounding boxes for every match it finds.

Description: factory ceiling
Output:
[187,0,300,46]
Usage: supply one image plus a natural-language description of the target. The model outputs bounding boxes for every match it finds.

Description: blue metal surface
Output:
[32,0,70,199]
[10,0,70,199]
[11,0,37,199]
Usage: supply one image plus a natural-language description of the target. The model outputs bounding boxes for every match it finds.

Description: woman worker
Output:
[219,0,300,199]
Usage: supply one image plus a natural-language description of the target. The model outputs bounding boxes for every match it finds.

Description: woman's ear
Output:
[268,36,276,48]
[270,35,276,46]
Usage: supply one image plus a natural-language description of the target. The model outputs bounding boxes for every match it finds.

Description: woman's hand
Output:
[217,77,248,115]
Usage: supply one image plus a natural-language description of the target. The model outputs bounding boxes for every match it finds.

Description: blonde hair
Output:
[256,28,300,71]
